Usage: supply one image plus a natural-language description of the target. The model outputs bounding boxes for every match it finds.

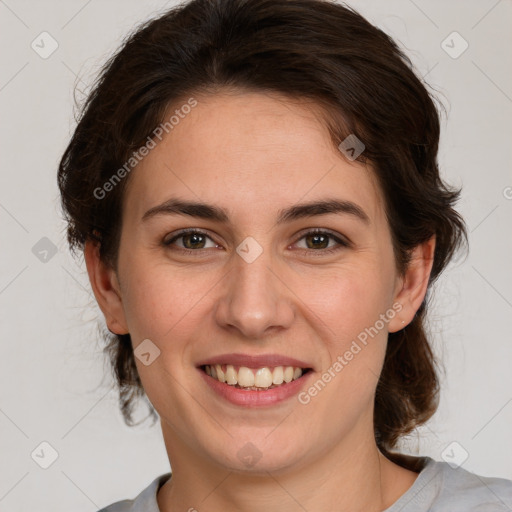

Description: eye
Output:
[163,228,220,252]
[162,228,350,256]
[292,229,350,255]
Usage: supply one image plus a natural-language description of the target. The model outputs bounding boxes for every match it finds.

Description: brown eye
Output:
[179,232,207,249]
[304,232,330,249]
[163,229,219,251]
[294,229,350,255]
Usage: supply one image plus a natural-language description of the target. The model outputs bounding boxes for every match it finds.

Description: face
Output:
[92,91,419,474]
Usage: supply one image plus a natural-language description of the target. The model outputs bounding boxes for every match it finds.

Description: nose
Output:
[214,244,295,339]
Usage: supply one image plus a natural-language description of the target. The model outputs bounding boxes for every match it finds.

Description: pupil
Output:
[308,234,328,249]
[184,233,205,249]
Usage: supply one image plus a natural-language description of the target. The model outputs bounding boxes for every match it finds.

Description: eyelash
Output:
[162,228,350,256]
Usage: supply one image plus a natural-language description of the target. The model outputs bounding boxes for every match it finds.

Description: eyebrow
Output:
[141,197,370,226]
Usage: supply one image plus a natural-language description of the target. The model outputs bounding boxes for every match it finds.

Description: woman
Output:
[57,0,512,510]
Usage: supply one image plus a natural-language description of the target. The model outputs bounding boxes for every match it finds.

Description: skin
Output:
[85,90,435,512]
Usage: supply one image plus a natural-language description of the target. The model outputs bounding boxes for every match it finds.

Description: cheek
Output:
[301,265,393,347]
[298,264,393,410]
[117,255,225,361]
[296,271,392,435]
[118,260,206,410]
[117,257,187,342]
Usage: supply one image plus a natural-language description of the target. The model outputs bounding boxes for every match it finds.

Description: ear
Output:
[388,235,436,333]
[84,240,129,335]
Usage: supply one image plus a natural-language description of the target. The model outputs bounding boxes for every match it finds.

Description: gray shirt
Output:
[98,457,512,511]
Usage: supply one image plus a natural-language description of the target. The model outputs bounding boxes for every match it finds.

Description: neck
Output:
[157,419,419,512]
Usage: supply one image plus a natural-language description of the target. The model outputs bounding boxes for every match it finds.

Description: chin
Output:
[209,434,308,475]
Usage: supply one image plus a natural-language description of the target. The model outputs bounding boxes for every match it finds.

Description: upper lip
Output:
[196,353,313,370]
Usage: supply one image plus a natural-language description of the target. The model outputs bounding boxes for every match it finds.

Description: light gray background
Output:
[1,0,511,510]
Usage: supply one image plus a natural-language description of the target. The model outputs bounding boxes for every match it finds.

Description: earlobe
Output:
[388,236,436,333]
[83,240,129,335]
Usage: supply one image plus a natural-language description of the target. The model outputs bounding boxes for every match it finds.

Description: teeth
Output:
[225,364,237,385]
[272,366,284,385]
[215,364,226,383]
[238,366,255,387]
[284,366,294,383]
[254,367,273,388]
[204,364,305,389]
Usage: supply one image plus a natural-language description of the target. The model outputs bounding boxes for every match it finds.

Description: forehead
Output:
[123,91,385,228]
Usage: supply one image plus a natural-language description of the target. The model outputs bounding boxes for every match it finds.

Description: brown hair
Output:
[57,0,468,468]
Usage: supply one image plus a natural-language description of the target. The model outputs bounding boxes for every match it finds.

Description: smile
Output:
[202,364,311,390]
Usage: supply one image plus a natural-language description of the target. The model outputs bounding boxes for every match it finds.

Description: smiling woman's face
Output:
[88,90,430,474]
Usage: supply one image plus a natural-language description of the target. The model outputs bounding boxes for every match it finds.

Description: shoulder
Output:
[423,458,512,511]
[386,456,512,512]
[96,473,172,512]
[413,459,512,512]
[97,501,131,512]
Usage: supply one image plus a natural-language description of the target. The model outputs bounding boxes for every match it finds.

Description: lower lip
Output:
[198,367,313,407]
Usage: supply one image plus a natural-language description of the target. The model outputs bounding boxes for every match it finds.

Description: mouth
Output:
[200,364,313,391]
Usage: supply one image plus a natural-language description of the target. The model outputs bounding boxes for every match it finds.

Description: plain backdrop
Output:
[1,0,511,510]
